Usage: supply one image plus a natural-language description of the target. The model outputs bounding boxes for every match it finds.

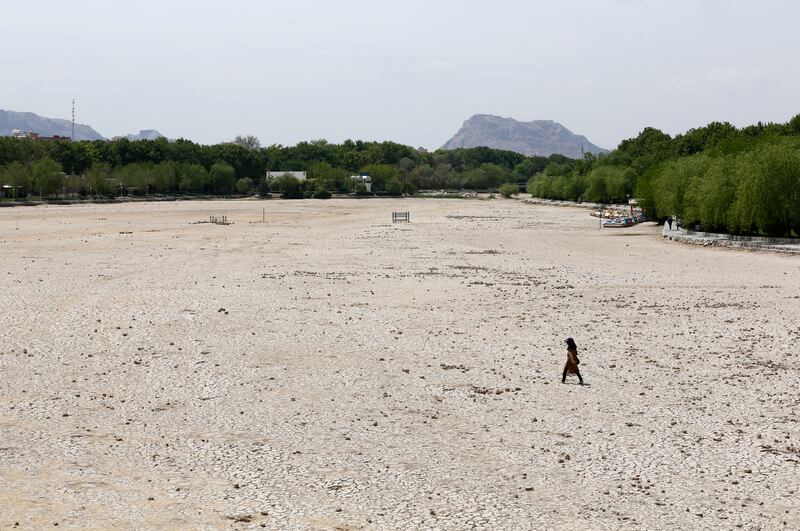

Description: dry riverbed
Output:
[1,198,798,529]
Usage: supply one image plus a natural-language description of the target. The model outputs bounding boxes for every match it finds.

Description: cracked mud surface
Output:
[1,199,798,529]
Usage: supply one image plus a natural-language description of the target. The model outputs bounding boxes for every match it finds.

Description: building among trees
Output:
[265,171,307,181]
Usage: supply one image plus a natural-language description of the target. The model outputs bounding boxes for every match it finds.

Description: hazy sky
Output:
[3,0,799,149]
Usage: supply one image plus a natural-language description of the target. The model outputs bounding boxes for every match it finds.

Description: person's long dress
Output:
[564,347,580,374]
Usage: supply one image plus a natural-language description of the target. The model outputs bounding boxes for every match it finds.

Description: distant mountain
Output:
[0,109,105,141]
[442,114,607,158]
[125,129,164,141]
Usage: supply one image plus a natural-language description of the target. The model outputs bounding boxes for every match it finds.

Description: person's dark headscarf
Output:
[565,338,577,350]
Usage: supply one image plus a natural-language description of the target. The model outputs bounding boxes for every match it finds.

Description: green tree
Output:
[233,134,261,150]
[360,164,397,191]
[584,170,608,203]
[31,157,63,198]
[730,143,800,235]
[1,162,31,198]
[397,157,416,179]
[210,162,237,194]
[272,174,303,199]
[499,183,519,198]
[152,160,179,193]
[85,162,113,197]
[179,163,209,192]
[384,177,403,195]
[514,157,549,179]
[235,177,254,194]
[786,114,800,136]
[527,174,555,199]
[258,178,270,197]
[652,155,710,221]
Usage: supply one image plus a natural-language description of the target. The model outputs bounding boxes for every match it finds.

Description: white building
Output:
[265,171,307,181]
[351,174,372,192]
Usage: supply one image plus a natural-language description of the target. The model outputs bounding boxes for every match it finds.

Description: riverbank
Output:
[522,196,631,210]
[0,194,259,208]
[662,222,800,253]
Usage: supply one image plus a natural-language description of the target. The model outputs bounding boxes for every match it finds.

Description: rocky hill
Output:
[442,114,607,158]
[125,129,164,141]
[0,109,105,141]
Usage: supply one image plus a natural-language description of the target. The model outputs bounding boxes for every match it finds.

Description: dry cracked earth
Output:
[0,198,799,529]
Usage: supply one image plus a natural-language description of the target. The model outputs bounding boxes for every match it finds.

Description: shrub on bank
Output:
[499,183,520,198]
[313,189,332,199]
[385,177,404,196]
[270,174,303,199]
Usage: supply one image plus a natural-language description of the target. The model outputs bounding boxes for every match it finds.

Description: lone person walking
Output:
[562,338,584,385]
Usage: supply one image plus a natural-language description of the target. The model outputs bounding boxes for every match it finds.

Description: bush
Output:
[210,162,237,194]
[499,183,519,198]
[353,183,371,195]
[271,174,303,199]
[235,177,253,195]
[258,178,270,197]
[385,177,403,195]
[312,189,331,199]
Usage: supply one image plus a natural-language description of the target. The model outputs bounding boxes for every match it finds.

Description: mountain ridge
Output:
[442,114,607,158]
[124,129,164,141]
[1,109,164,142]
[0,109,105,141]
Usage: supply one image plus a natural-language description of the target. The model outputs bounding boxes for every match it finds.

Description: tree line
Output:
[2,113,799,235]
[0,136,564,199]
[524,114,800,236]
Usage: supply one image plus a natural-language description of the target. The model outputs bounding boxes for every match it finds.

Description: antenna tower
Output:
[71,99,76,141]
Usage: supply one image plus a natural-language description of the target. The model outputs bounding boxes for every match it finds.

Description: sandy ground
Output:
[0,198,798,530]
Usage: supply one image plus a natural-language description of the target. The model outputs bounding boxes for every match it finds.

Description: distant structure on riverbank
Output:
[9,129,70,141]
[266,171,307,181]
[350,173,372,192]
[110,129,165,142]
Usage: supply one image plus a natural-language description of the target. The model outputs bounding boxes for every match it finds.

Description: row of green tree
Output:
[637,138,800,236]
[0,135,573,198]
[523,114,800,236]
[0,158,243,198]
